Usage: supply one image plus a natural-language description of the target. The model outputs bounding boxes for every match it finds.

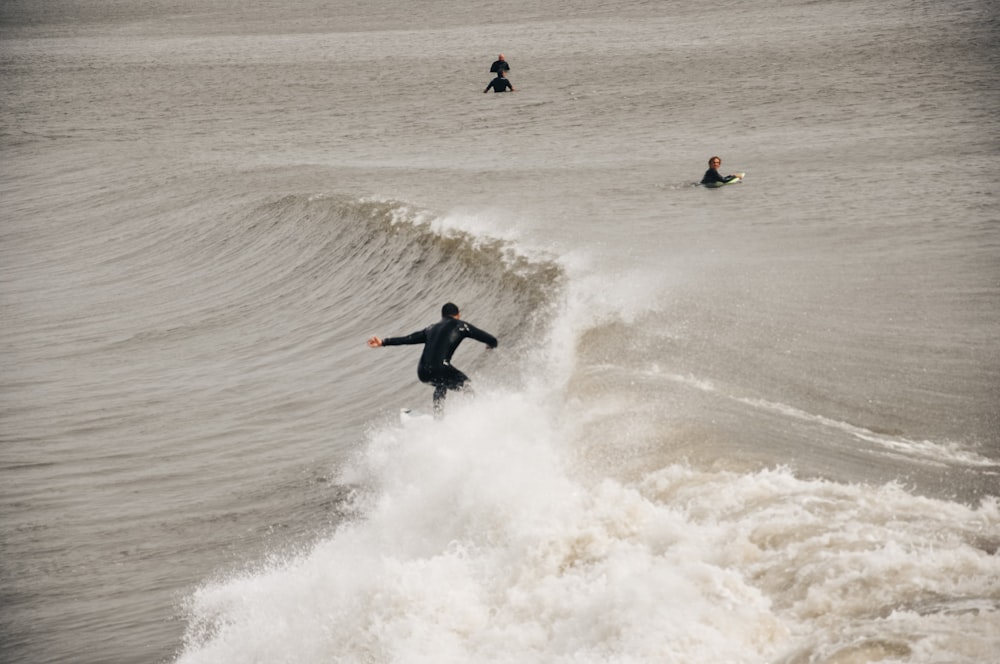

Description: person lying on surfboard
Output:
[367,302,497,414]
[700,156,742,185]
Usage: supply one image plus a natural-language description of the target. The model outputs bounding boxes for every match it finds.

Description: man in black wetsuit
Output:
[700,156,739,185]
[483,71,515,93]
[489,54,509,75]
[367,303,498,413]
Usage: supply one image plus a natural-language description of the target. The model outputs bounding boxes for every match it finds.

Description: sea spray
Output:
[178,384,1000,663]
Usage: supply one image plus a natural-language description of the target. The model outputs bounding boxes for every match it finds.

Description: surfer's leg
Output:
[432,384,448,415]
[431,367,469,415]
[444,366,469,389]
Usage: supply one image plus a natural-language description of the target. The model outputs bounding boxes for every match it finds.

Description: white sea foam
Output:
[178,386,1000,663]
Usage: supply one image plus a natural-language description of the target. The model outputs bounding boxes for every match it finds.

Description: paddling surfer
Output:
[700,156,741,185]
[367,303,498,413]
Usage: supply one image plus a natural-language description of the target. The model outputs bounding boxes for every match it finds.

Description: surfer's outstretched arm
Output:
[369,330,427,348]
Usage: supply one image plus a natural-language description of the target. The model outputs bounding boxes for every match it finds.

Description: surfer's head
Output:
[442,302,460,318]
[498,54,505,60]
[709,156,721,167]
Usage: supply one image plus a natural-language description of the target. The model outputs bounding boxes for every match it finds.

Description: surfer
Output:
[367,303,498,413]
[483,71,515,93]
[701,156,741,185]
[489,54,510,75]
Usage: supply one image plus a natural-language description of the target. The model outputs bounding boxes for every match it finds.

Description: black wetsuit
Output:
[382,316,498,410]
[701,167,736,185]
[490,60,510,75]
[484,76,513,93]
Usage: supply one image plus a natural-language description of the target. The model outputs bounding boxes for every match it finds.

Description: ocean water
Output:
[2,0,999,662]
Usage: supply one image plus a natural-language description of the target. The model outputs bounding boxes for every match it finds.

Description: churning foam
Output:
[177,383,1000,663]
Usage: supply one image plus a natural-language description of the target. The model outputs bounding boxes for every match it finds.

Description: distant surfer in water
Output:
[489,53,510,75]
[367,303,498,413]
[484,70,515,93]
[700,156,741,185]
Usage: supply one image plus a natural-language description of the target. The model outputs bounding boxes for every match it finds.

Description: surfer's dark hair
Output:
[442,302,460,317]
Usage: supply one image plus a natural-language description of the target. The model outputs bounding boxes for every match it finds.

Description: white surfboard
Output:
[399,408,434,424]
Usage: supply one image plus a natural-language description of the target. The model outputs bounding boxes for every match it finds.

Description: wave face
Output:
[219,193,563,343]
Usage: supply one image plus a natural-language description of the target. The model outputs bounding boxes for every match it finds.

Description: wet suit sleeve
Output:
[462,323,498,349]
[381,329,427,346]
